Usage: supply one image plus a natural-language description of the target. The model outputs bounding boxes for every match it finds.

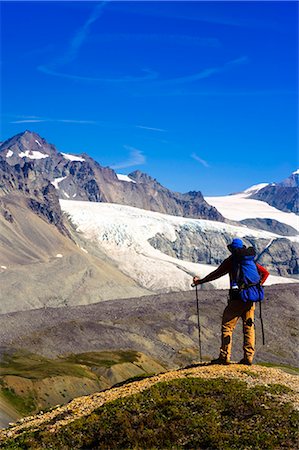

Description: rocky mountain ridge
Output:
[0,131,224,221]
[249,169,299,214]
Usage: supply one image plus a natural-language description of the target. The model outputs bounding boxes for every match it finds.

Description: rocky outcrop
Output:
[0,155,68,235]
[279,170,299,188]
[149,230,230,266]
[149,229,299,276]
[250,184,299,214]
[256,238,299,276]
[248,171,299,214]
[239,218,298,237]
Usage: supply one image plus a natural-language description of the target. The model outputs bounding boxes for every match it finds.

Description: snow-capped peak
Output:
[243,183,269,194]
[292,169,299,175]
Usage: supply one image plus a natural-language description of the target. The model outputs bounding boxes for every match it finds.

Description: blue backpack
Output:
[231,247,264,303]
[231,246,266,345]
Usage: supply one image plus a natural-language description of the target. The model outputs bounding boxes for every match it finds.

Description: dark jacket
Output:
[198,255,269,286]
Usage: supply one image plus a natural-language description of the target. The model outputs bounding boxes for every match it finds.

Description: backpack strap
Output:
[231,255,241,288]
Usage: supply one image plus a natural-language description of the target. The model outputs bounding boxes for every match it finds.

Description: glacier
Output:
[60,200,298,293]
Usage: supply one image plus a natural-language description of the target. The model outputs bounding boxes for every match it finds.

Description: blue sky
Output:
[1,0,298,195]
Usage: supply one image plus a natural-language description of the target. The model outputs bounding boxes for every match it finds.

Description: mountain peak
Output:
[279,170,299,188]
[0,130,58,161]
[243,183,270,195]
[128,170,157,184]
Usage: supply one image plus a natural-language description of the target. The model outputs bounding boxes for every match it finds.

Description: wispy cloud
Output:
[9,115,97,125]
[136,88,296,98]
[58,119,97,124]
[38,2,246,88]
[191,153,210,168]
[39,1,108,80]
[117,4,278,30]
[10,119,46,124]
[65,2,107,65]
[155,56,249,87]
[38,2,159,84]
[136,125,166,132]
[38,65,158,83]
[111,146,146,170]
[89,33,221,48]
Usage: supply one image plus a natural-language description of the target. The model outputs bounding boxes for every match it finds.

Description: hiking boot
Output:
[238,358,252,366]
[210,357,230,365]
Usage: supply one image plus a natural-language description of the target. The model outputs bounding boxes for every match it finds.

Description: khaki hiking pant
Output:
[219,298,255,363]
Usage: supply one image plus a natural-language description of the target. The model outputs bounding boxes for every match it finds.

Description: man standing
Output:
[192,238,269,365]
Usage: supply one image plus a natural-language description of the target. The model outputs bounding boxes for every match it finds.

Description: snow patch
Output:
[243,183,269,195]
[19,150,49,160]
[205,194,299,231]
[1,266,7,270]
[80,247,88,253]
[35,139,42,147]
[60,200,299,293]
[51,176,67,190]
[61,152,85,162]
[117,174,136,183]
[56,254,63,258]
[6,150,13,158]
[292,169,299,175]
[63,192,70,199]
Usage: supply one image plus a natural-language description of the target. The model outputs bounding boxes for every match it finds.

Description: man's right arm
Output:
[193,257,232,285]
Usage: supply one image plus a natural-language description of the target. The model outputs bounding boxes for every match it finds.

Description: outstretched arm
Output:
[193,257,232,285]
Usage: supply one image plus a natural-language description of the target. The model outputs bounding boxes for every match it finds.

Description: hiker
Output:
[192,238,269,366]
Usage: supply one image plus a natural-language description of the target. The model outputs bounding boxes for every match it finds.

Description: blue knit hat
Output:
[227,238,244,252]
[231,238,243,249]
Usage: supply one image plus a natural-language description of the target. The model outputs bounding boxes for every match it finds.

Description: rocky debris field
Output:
[0,284,298,368]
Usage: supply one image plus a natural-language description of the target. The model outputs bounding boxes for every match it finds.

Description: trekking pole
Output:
[191,283,202,363]
[259,301,265,346]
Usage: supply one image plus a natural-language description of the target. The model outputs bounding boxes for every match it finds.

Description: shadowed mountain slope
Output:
[0,193,150,314]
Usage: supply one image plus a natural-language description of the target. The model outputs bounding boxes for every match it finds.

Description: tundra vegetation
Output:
[2,377,298,449]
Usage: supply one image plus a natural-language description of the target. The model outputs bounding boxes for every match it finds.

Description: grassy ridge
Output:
[0,350,144,416]
[0,350,140,380]
[3,378,298,449]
